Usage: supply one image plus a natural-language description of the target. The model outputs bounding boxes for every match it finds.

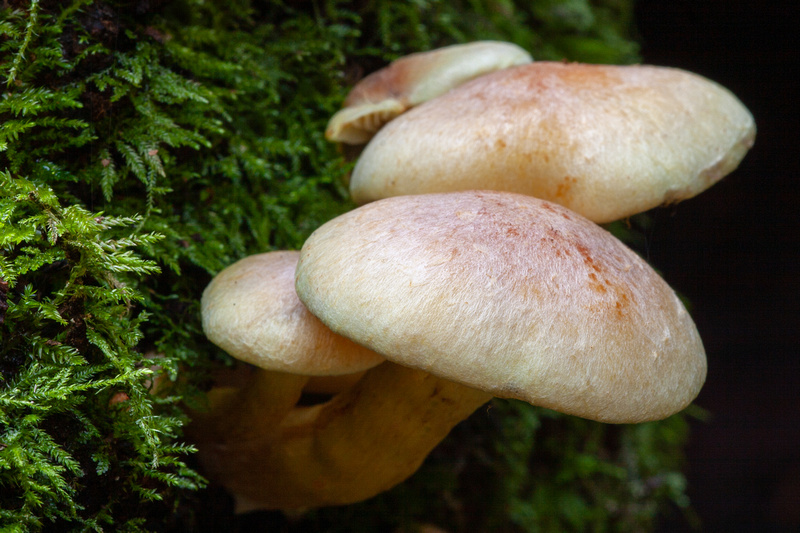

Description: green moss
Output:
[1,1,693,530]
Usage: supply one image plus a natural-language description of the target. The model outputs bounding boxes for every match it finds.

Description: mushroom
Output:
[325,41,532,145]
[199,251,382,377]
[347,61,756,223]
[192,251,393,510]
[192,191,707,512]
[295,190,707,424]
[193,251,489,512]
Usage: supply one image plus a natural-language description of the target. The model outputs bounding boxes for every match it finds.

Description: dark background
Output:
[634,2,799,531]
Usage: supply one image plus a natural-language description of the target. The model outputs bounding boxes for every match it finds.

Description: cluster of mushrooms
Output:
[190,42,756,513]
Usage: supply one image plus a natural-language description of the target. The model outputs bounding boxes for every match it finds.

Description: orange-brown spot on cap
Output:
[554,176,577,200]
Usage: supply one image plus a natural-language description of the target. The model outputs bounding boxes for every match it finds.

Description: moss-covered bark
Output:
[1,1,694,531]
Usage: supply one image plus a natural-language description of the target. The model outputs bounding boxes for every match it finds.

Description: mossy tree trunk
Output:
[1,1,694,531]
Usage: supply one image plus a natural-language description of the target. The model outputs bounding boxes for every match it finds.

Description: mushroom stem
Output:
[303,371,366,395]
[193,361,492,512]
[189,368,309,445]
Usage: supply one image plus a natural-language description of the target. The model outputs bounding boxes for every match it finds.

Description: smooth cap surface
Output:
[202,251,384,375]
[326,41,532,144]
[296,191,707,423]
[350,62,756,222]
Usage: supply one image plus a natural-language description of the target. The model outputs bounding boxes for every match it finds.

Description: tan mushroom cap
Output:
[201,251,383,375]
[325,41,532,144]
[296,191,707,423]
[349,62,756,223]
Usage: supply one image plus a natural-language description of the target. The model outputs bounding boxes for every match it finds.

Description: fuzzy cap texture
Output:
[201,251,384,375]
[325,41,532,144]
[349,62,756,222]
[295,191,707,423]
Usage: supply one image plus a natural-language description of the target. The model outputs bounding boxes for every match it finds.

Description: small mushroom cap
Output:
[201,251,384,375]
[296,191,707,423]
[349,62,756,223]
[325,41,532,144]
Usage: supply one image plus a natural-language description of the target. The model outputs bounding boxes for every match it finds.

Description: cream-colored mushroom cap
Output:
[325,41,532,144]
[295,191,707,423]
[349,62,756,223]
[201,251,383,375]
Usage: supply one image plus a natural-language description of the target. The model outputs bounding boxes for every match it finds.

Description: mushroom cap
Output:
[201,251,384,375]
[349,62,756,223]
[325,41,532,144]
[295,191,707,423]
